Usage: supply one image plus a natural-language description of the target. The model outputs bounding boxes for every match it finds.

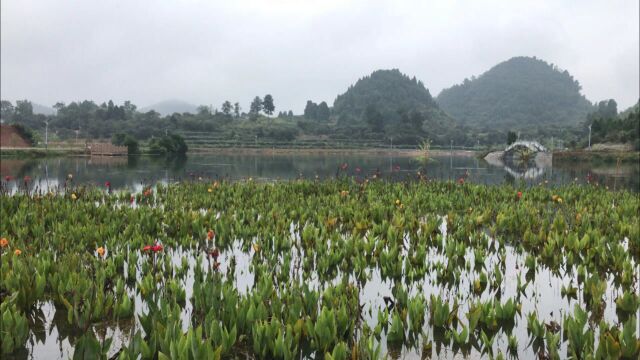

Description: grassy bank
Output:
[2,145,480,158]
[0,147,87,158]
[553,150,639,164]
[189,146,478,157]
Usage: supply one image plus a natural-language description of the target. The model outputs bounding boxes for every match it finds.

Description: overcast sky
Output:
[2,0,638,112]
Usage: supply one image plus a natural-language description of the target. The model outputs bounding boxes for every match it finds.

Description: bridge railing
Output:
[504,141,547,153]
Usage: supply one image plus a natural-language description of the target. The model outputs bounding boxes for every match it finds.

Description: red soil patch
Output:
[0,124,31,148]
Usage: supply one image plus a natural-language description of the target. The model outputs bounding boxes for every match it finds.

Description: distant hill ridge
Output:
[140,99,199,116]
[436,56,593,129]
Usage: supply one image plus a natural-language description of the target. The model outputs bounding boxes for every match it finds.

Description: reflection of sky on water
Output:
[1,153,638,192]
[20,216,629,359]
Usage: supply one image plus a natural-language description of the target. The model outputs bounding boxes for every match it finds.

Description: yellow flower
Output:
[97,247,105,257]
[551,195,558,202]
[14,249,21,256]
[325,217,337,227]
[340,190,349,197]
[395,199,401,206]
[208,188,213,193]
[71,193,77,200]
[252,243,260,253]
[0,237,8,248]
[557,198,563,204]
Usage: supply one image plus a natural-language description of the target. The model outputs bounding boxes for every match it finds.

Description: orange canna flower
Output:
[14,249,21,256]
[97,247,105,257]
[0,237,8,248]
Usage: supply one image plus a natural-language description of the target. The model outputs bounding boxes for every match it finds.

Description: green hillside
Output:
[436,56,593,130]
[331,69,462,145]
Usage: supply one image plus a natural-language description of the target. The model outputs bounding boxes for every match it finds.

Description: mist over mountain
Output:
[436,56,594,130]
[140,100,198,116]
[32,103,55,115]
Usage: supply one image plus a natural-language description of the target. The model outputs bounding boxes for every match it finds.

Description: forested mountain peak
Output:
[436,56,593,129]
[330,69,460,144]
[332,69,437,123]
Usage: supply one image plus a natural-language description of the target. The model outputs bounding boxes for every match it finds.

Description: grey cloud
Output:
[1,0,638,112]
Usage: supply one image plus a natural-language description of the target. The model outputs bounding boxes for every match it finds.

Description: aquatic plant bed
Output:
[1,180,638,359]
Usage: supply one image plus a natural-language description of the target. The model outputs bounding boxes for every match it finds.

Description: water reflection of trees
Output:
[1,153,637,191]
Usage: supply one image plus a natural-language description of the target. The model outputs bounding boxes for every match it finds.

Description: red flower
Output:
[458,178,464,185]
[142,245,152,251]
[130,195,135,204]
[207,230,215,240]
[151,244,163,252]
[517,191,522,199]
[340,163,348,170]
[212,260,221,270]
[209,247,219,259]
[4,175,11,182]
[105,181,111,187]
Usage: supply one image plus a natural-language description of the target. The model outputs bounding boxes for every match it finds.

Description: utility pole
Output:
[588,125,592,150]
[44,119,49,150]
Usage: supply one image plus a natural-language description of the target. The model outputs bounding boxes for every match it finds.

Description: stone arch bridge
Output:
[504,140,547,154]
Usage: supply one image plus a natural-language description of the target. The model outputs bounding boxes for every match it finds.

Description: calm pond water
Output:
[1,152,638,191]
[1,152,637,359]
[5,217,629,360]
